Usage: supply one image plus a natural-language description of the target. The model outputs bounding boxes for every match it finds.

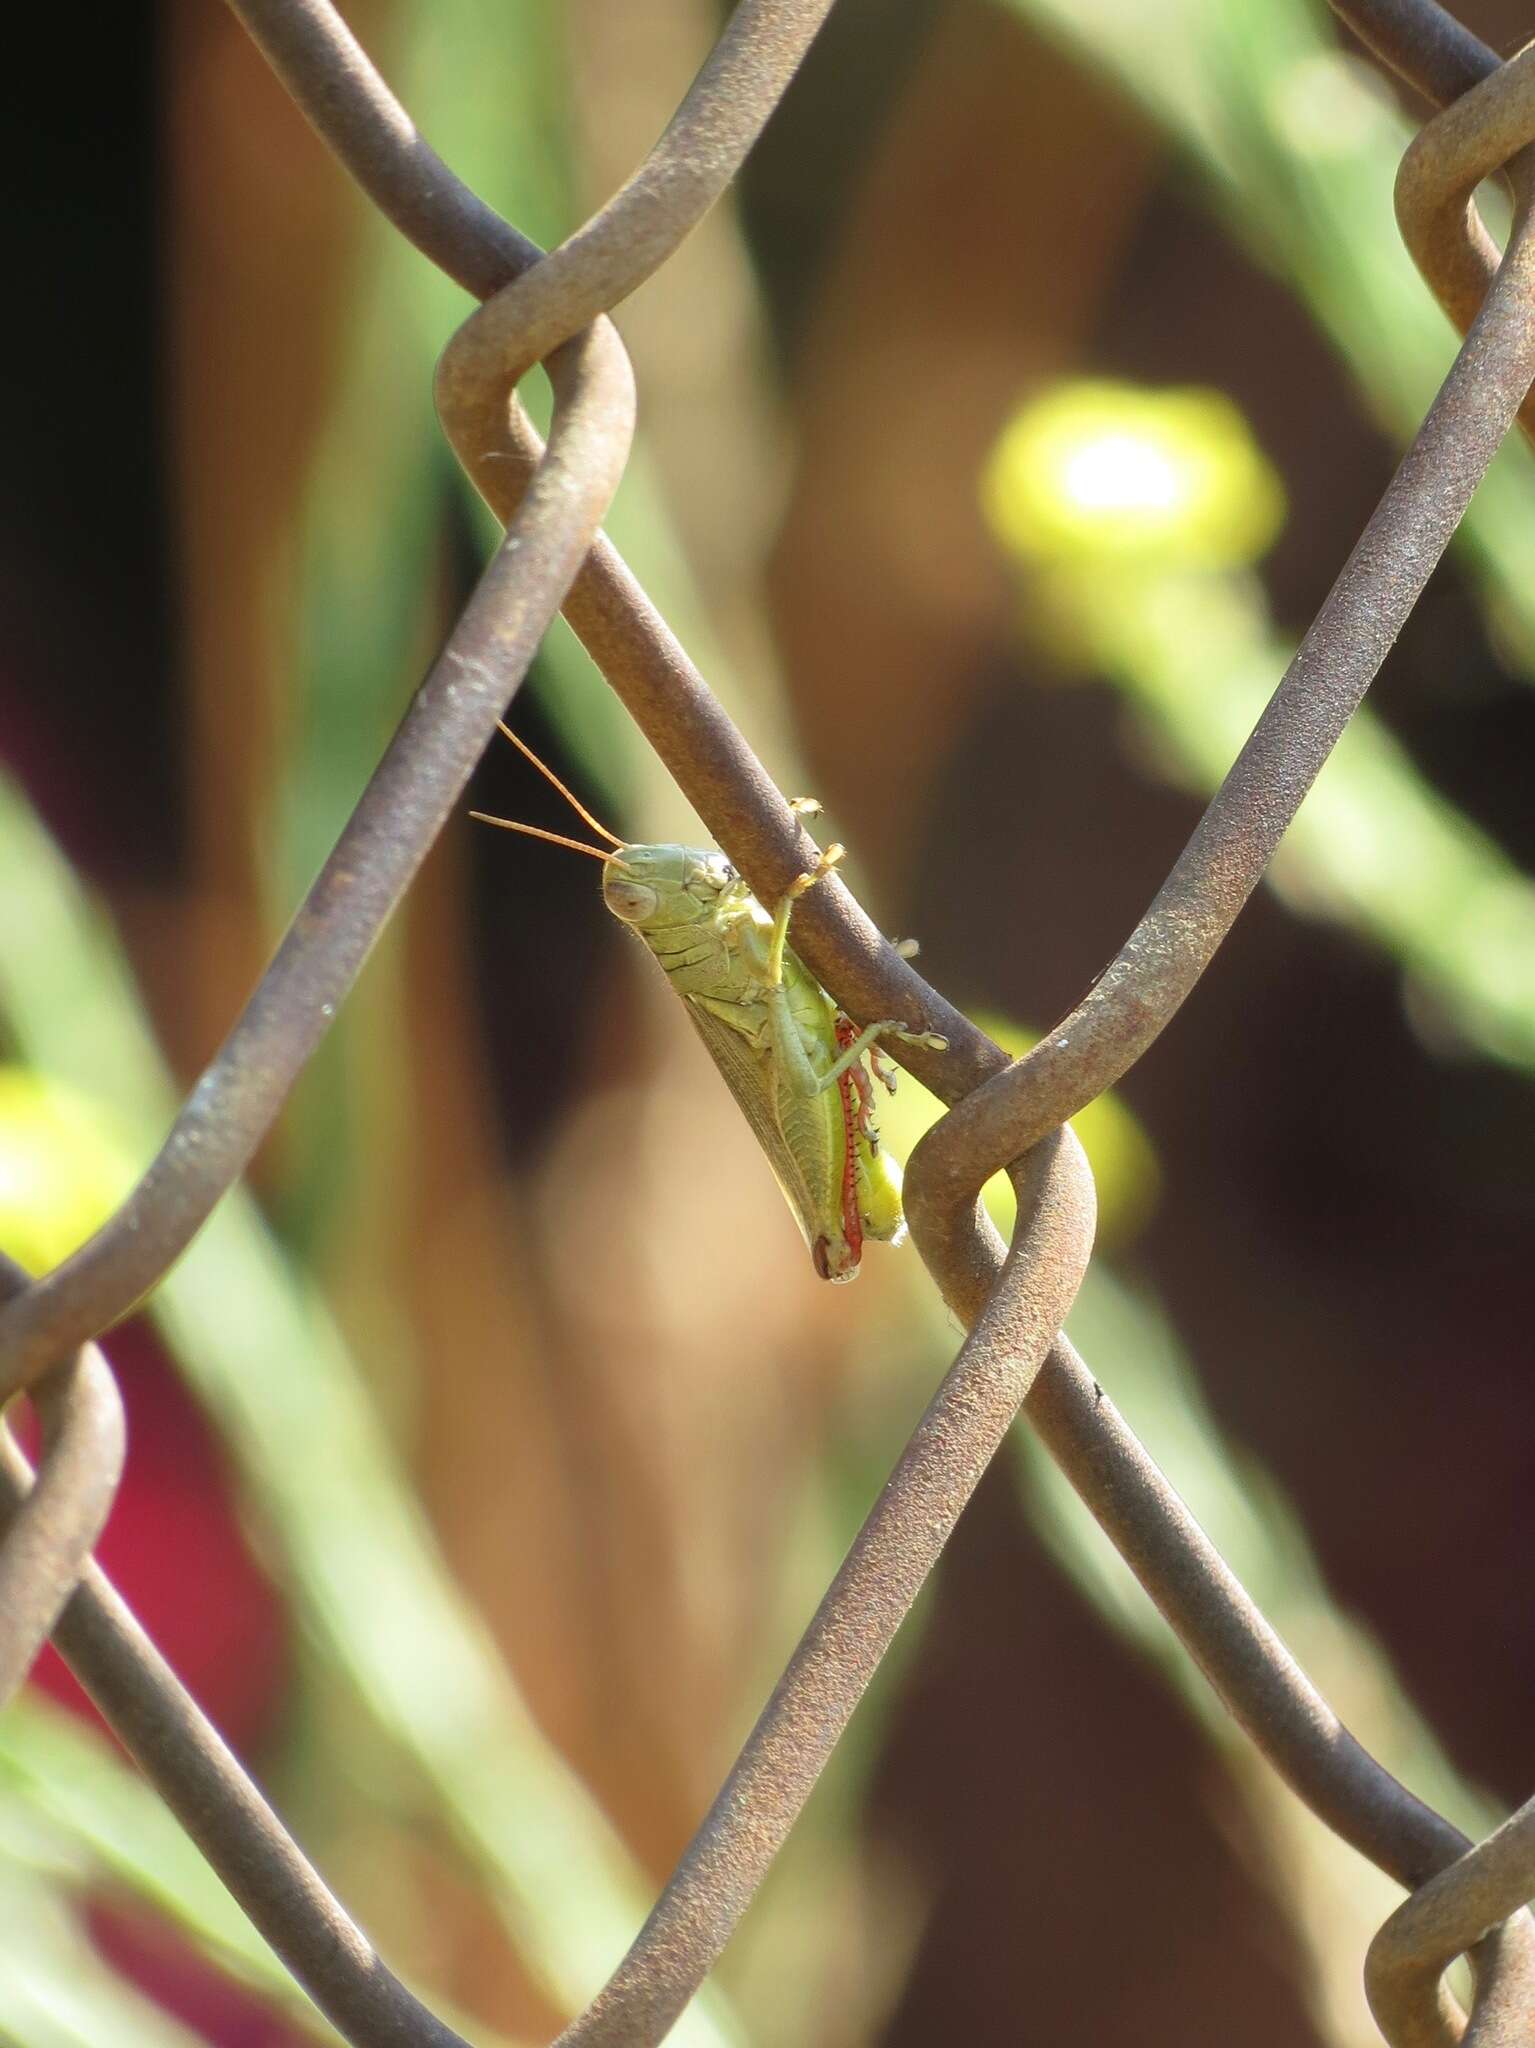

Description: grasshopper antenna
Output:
[468,813,613,862]
[495,722,625,847]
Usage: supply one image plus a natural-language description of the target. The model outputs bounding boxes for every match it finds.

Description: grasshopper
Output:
[473,727,945,1281]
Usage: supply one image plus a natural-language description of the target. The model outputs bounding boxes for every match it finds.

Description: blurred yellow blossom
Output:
[984,379,1285,573]
[0,1068,134,1276]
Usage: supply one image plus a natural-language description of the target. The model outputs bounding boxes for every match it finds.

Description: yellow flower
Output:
[984,379,1284,573]
[0,1069,134,1277]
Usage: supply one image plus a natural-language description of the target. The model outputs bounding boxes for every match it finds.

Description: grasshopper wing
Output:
[683,995,852,1274]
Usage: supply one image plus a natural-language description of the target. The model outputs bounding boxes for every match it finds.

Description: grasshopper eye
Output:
[604,877,660,924]
[694,856,734,895]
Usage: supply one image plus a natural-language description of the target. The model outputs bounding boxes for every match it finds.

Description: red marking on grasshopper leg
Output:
[867,1043,898,1096]
[849,1056,878,1143]
[839,1016,878,1142]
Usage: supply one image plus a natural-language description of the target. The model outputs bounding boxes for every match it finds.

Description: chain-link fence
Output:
[1,1,1533,2042]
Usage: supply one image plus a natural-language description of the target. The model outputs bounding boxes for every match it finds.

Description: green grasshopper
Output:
[473,727,945,1282]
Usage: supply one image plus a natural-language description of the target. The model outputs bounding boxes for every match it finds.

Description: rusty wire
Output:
[0,1,1533,2044]
[0,1415,473,2048]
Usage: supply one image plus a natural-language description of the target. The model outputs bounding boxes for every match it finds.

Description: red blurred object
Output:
[88,1901,308,2048]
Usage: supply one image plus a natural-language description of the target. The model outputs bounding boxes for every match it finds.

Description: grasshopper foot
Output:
[890,1027,948,1052]
[867,1043,899,1096]
[789,796,823,816]
[788,842,846,900]
[866,1021,949,1052]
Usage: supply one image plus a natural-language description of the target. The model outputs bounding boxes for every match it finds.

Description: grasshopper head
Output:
[602,844,736,929]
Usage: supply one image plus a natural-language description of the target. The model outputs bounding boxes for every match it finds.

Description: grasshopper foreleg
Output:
[764,849,947,1100]
[765,840,846,988]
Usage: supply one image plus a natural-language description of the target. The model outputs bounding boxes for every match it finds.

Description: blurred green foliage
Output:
[0,1692,339,2045]
[983,375,1535,1069]
[1000,0,1535,664]
[0,771,742,2046]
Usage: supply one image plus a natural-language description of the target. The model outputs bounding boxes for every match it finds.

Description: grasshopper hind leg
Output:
[823,1017,948,1086]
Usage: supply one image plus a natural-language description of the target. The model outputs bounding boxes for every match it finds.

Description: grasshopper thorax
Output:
[602,844,739,931]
